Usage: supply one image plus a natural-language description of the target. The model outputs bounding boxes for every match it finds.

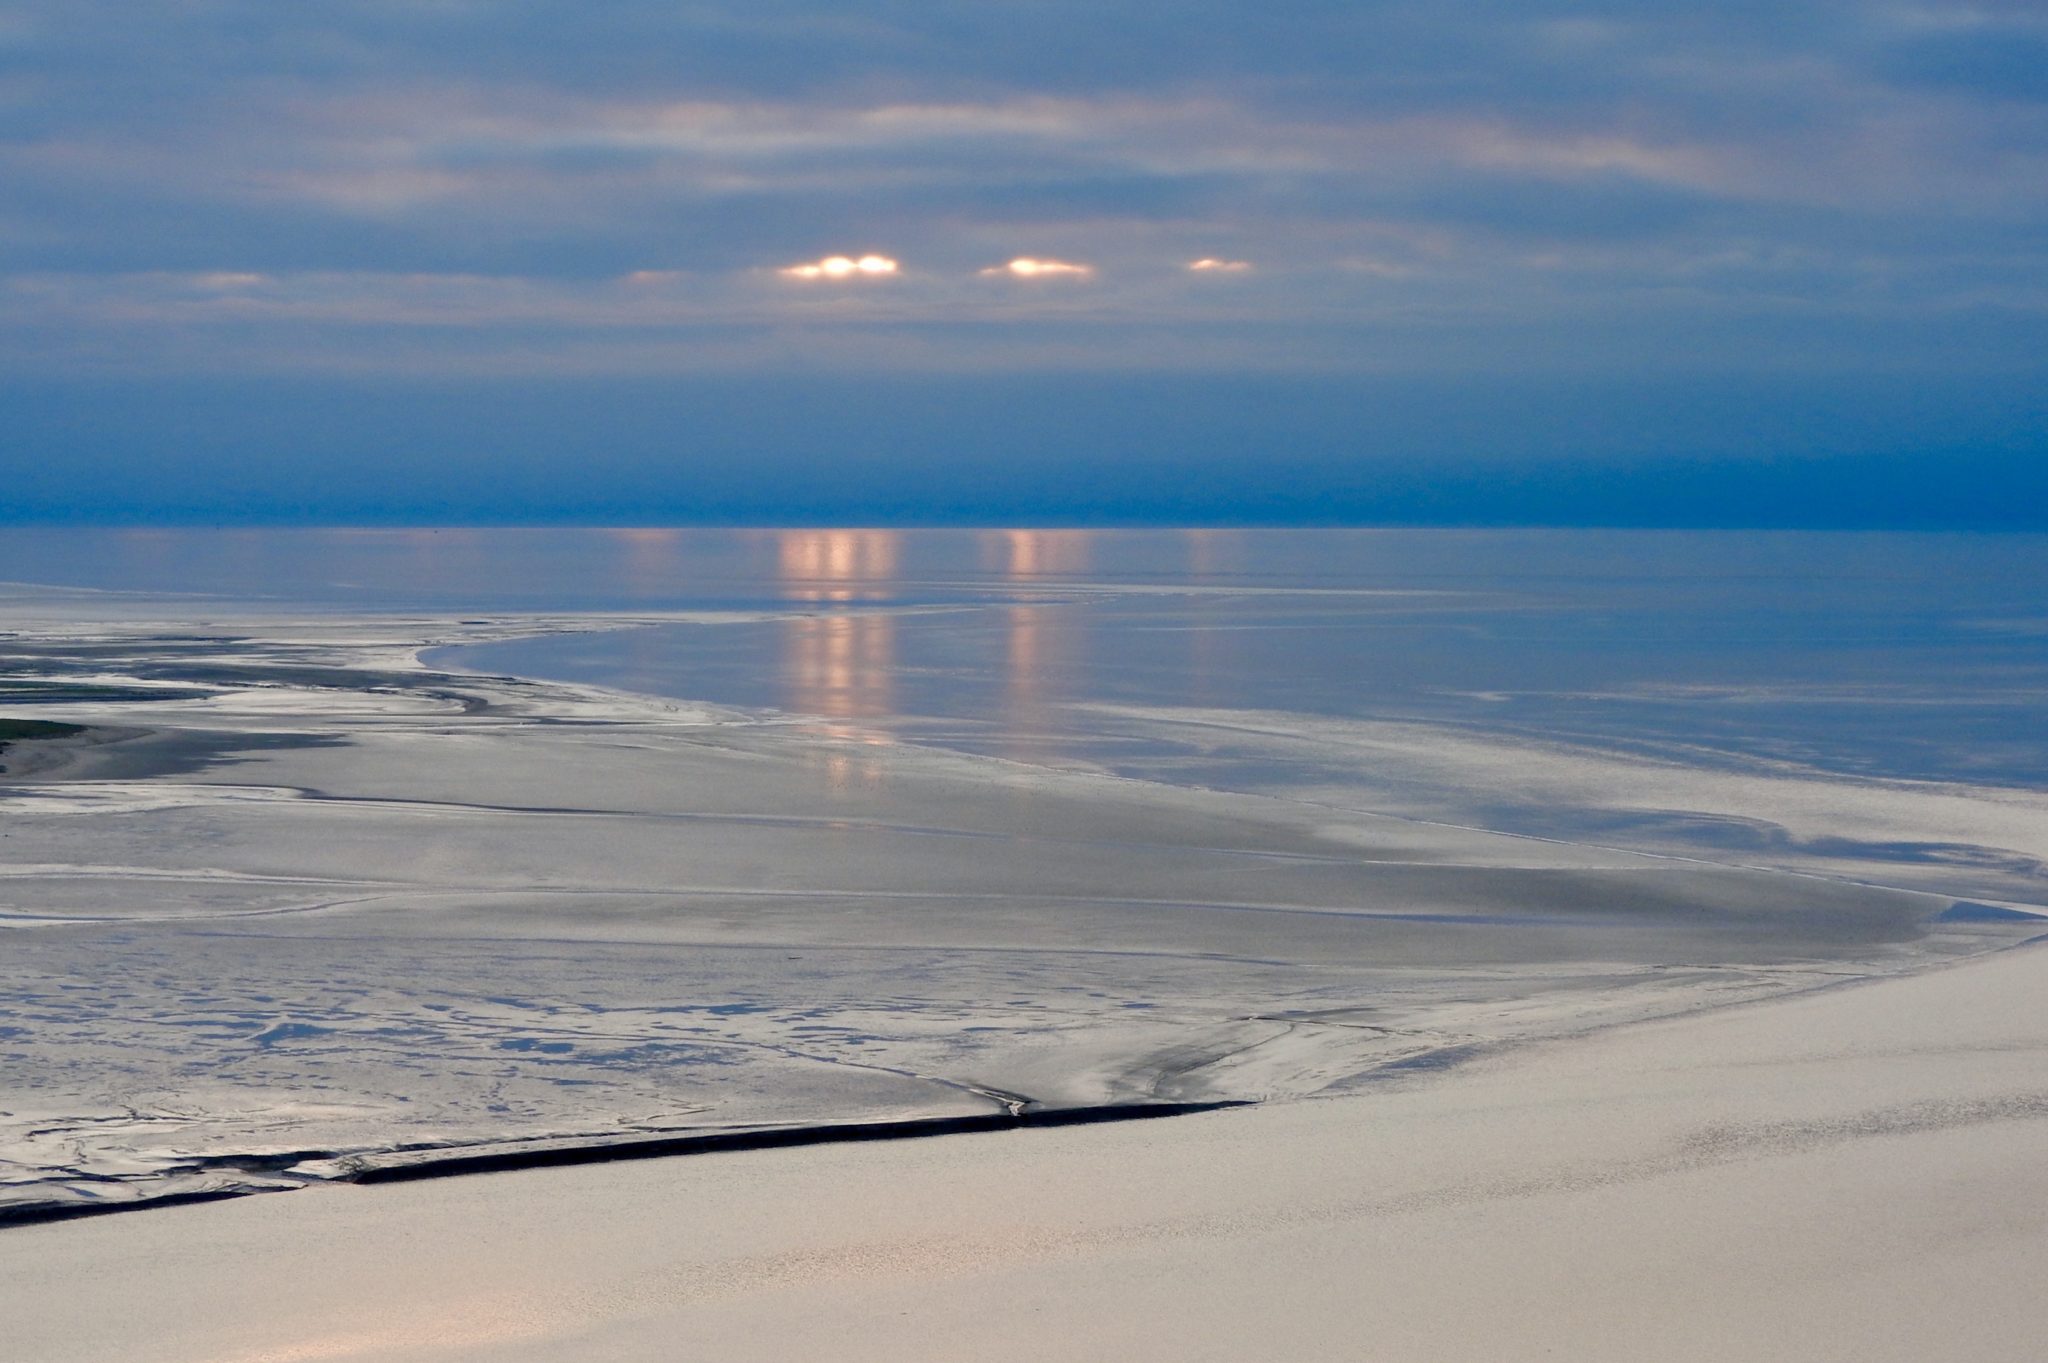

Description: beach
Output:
[5,921,2042,1362]
[8,0,2044,1338]
[2,531,2045,1358]
[4,588,2040,1223]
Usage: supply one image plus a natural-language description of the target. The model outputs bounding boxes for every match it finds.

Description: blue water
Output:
[436,528,2048,791]
[6,526,2046,788]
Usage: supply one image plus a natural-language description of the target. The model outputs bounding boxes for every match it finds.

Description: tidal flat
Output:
[2,530,2044,1229]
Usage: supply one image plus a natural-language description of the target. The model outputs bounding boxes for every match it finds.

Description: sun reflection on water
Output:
[773,530,903,790]
[982,530,1093,762]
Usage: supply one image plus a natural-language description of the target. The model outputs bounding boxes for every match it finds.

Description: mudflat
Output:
[4,604,2036,1224]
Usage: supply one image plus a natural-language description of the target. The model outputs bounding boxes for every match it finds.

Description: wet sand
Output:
[4,929,2042,1362]
[3,603,2037,1223]
[5,531,2046,1356]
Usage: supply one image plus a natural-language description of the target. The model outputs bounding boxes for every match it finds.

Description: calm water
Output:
[6,527,2047,787]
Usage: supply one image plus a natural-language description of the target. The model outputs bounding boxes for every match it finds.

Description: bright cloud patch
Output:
[780,255,900,280]
[982,258,1094,278]
[1188,258,1252,273]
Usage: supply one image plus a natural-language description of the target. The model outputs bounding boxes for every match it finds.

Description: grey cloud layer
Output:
[1,1,2044,372]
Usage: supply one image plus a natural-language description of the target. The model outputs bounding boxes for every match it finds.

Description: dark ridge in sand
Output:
[0,1100,1248,1229]
[0,1186,261,1230]
[342,1099,1251,1184]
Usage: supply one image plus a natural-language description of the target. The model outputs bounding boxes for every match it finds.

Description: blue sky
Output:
[1,2,2043,524]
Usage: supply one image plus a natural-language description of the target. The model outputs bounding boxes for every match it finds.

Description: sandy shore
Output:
[10,605,2037,1223]
[3,589,2045,1360]
[4,930,2042,1362]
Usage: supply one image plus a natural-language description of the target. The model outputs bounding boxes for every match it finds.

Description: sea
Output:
[7,525,2046,792]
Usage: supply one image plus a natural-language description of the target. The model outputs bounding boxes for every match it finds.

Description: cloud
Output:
[981,257,1094,278]
[0,1,2042,388]
[778,254,900,280]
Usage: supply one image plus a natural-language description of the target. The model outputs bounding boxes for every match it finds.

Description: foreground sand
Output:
[5,933,2042,1362]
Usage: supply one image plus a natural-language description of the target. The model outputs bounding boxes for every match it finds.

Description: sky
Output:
[1,2,2044,525]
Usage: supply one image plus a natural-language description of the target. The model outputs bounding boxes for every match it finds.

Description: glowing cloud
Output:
[982,257,1093,278]
[1188,258,1252,273]
[779,255,899,280]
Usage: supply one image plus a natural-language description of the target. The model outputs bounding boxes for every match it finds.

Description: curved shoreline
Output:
[1,602,2043,1234]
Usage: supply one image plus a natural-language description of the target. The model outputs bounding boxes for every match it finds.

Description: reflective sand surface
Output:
[1,530,2043,1219]
[11,932,2045,1363]
[452,528,2048,897]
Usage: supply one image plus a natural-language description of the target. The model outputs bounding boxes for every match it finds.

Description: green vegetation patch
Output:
[0,718,86,744]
